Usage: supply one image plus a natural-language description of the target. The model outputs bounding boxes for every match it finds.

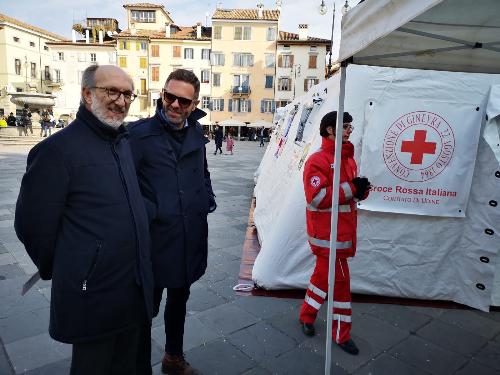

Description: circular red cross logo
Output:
[382,111,455,182]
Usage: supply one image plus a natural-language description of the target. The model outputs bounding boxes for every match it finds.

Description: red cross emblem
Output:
[400,130,437,165]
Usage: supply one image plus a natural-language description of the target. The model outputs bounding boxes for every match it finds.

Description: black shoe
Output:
[300,320,315,336]
[338,339,359,355]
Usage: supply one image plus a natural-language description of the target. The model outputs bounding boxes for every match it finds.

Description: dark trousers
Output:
[70,324,140,375]
[137,286,191,375]
[214,143,222,154]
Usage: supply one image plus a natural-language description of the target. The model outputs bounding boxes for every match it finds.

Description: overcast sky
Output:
[2,0,357,41]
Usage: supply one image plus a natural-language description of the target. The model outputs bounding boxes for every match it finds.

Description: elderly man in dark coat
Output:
[129,69,216,375]
[15,64,154,375]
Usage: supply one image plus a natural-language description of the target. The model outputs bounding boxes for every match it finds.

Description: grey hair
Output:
[80,64,100,106]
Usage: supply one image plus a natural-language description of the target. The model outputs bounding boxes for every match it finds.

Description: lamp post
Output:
[321,0,350,78]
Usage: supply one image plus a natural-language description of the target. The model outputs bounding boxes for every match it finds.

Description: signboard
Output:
[359,101,483,217]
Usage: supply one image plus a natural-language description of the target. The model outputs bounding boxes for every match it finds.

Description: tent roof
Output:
[337,0,500,73]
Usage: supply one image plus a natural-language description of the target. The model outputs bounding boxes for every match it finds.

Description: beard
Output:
[90,92,127,129]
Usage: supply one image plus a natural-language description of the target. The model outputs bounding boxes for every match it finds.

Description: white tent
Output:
[252,0,500,313]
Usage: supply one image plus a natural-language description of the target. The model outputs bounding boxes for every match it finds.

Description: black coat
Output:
[128,106,216,288]
[7,114,16,127]
[214,127,223,146]
[15,106,154,344]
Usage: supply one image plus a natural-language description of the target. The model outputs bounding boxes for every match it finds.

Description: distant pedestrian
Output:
[259,127,265,147]
[40,109,52,137]
[225,132,234,155]
[21,104,32,136]
[214,125,223,155]
[7,112,17,127]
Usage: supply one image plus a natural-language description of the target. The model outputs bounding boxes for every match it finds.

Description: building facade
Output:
[210,7,279,126]
[117,3,212,121]
[0,12,65,117]
[275,26,329,107]
[46,41,117,117]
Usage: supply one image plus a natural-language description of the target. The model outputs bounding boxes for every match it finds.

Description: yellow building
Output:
[210,7,279,129]
[117,3,211,122]
[0,12,65,117]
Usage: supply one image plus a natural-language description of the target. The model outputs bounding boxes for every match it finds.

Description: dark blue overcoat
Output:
[15,106,154,343]
[128,107,216,288]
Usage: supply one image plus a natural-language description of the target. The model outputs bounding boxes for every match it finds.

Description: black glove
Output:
[351,177,370,199]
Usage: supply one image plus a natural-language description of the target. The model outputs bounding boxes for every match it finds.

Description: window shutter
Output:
[278,55,282,68]
[309,55,317,68]
[290,55,294,65]
[136,42,140,51]
[289,78,293,91]
[247,100,251,112]
[260,100,265,113]
[315,79,319,85]
[221,54,225,66]
[221,99,224,111]
[228,99,233,112]
[304,79,308,92]
[271,101,276,113]
[209,100,213,111]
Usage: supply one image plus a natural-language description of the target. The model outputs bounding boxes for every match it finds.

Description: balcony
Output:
[231,85,251,97]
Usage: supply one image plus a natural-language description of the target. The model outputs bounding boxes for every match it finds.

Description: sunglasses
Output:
[163,91,194,108]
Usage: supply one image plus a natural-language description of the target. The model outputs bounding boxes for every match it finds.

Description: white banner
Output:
[358,100,483,217]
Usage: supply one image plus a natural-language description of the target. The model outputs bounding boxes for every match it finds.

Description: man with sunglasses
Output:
[299,111,371,355]
[15,64,154,374]
[128,69,216,375]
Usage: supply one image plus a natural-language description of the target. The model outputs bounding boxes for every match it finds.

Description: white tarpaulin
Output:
[359,100,482,217]
[338,0,500,74]
[252,64,500,311]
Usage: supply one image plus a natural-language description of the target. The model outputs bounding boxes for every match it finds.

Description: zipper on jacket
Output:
[82,241,102,291]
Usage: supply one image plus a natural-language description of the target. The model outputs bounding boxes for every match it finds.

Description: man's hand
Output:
[351,177,371,200]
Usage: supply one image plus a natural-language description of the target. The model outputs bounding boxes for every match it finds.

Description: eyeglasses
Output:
[343,123,354,131]
[92,87,137,102]
[162,90,194,108]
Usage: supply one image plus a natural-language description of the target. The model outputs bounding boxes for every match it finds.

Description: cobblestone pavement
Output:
[1,141,500,375]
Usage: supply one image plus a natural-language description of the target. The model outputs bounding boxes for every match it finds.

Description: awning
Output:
[218,119,246,127]
[247,120,274,128]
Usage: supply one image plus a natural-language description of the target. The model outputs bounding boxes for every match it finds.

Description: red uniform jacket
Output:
[303,137,358,258]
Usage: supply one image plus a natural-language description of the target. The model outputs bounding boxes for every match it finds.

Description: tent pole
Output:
[325,61,348,375]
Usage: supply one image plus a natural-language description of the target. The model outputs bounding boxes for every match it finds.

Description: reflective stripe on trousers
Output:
[308,236,352,250]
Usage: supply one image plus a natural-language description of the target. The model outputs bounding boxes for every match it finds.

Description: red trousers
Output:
[299,250,352,344]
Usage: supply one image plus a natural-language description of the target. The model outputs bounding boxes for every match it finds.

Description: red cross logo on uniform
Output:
[400,130,437,165]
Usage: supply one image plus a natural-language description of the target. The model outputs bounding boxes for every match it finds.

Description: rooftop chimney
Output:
[130,22,136,36]
[165,23,170,37]
[98,30,104,44]
[71,29,77,43]
[257,3,264,19]
[85,29,90,44]
[298,24,308,41]
[196,22,202,39]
